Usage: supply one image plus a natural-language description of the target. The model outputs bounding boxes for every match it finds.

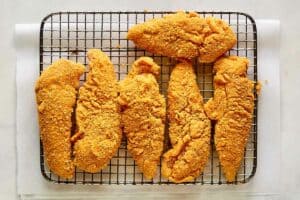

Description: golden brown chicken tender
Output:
[118,57,166,179]
[72,49,122,173]
[204,56,254,182]
[127,11,236,63]
[161,62,211,183]
[35,59,85,179]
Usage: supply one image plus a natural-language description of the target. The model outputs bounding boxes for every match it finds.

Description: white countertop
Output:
[1,0,300,199]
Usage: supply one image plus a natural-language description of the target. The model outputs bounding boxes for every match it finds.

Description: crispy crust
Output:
[72,49,122,173]
[204,56,254,182]
[118,57,166,179]
[35,59,85,179]
[162,62,211,183]
[127,11,236,63]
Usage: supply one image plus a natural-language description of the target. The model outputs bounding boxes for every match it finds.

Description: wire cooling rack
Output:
[39,11,257,185]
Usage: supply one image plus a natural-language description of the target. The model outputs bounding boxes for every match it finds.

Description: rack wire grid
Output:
[39,11,257,185]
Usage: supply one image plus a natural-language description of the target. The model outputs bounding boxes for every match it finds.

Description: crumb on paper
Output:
[256,81,262,95]
[264,79,269,84]
[144,9,149,12]
[120,63,127,68]
[115,44,121,49]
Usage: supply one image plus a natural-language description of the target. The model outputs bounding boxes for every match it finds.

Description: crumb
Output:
[120,63,126,68]
[256,81,262,95]
[188,11,198,17]
[144,9,149,12]
[264,79,268,84]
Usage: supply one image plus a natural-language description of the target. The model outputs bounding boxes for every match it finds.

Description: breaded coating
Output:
[204,56,254,182]
[127,11,236,63]
[72,49,122,173]
[35,59,85,179]
[118,57,166,179]
[161,62,211,183]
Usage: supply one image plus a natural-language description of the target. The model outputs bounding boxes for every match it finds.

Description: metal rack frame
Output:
[39,11,257,185]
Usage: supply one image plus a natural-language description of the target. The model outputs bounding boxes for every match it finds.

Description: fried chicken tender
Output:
[204,56,254,182]
[118,57,166,179]
[35,59,85,179]
[72,49,122,173]
[127,11,236,63]
[161,62,211,183]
